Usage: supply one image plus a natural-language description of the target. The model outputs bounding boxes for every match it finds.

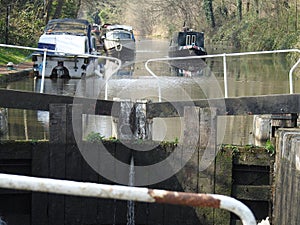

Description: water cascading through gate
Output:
[127,156,135,225]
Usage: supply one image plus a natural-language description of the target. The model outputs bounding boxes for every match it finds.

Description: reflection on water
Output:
[0,39,297,146]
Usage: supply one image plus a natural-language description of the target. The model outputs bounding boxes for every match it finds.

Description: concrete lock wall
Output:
[273,128,300,224]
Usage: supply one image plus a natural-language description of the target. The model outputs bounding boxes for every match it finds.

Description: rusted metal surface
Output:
[148,189,221,208]
[0,173,256,225]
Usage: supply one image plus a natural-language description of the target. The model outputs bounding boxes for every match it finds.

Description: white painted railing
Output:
[1,43,299,98]
[0,173,256,225]
[0,44,122,93]
[145,49,300,98]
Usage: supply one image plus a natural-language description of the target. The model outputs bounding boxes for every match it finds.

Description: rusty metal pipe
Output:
[0,173,256,225]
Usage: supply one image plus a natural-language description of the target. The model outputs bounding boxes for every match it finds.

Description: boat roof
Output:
[105,24,133,32]
[44,18,90,35]
[47,18,90,26]
[178,31,204,35]
[48,18,90,25]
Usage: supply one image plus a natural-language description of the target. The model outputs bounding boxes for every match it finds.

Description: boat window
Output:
[92,37,96,49]
[105,31,132,40]
[85,39,88,53]
[45,21,87,35]
[191,35,196,44]
[186,35,191,45]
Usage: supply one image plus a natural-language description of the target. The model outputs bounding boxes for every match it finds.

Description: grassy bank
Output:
[0,47,32,65]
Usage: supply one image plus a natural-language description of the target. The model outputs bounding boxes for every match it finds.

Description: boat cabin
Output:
[32,18,99,79]
[171,31,205,49]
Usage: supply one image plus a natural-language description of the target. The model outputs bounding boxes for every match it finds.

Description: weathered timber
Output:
[229,146,274,223]
[1,89,300,118]
[31,142,49,225]
[232,146,274,166]
[0,88,118,116]
[0,141,273,225]
[146,94,300,118]
[233,185,271,201]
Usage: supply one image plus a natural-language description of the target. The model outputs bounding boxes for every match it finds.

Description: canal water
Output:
[0,39,297,146]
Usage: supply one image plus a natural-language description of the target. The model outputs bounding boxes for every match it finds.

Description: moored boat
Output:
[101,24,136,61]
[32,18,100,79]
[168,28,207,72]
[169,28,207,58]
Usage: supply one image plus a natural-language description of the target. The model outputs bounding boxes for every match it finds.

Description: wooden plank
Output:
[161,175,183,225]
[164,204,182,225]
[147,94,300,118]
[0,142,32,159]
[0,189,29,194]
[114,200,127,224]
[97,198,117,224]
[146,201,164,225]
[135,202,149,225]
[48,143,66,225]
[0,194,31,225]
[97,142,116,225]
[0,88,117,116]
[49,104,66,225]
[81,156,98,225]
[66,104,82,144]
[233,147,274,166]
[49,104,67,144]
[214,149,232,225]
[31,142,49,225]
[114,143,131,184]
[233,164,270,185]
[1,89,300,118]
[233,185,271,201]
[65,144,82,225]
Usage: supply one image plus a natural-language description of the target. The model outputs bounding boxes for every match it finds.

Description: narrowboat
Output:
[169,29,207,58]
[169,28,207,72]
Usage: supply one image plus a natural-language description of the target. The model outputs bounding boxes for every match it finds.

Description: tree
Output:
[203,0,215,28]
[53,0,64,18]
[237,0,242,21]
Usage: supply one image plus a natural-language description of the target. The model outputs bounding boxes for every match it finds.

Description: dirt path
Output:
[0,62,33,75]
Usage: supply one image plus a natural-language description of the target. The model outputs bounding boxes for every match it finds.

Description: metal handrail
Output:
[145,49,300,98]
[0,173,256,225]
[0,43,122,94]
[1,43,299,98]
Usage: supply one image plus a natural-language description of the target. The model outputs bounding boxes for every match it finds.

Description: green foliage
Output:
[0,0,82,47]
[0,0,299,51]
[160,137,179,147]
[99,9,111,24]
[213,10,300,51]
[264,140,275,156]
[5,2,45,46]
[86,131,105,143]
[61,0,80,18]
[203,0,215,28]
[223,144,240,155]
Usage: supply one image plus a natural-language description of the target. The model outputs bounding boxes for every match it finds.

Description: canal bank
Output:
[0,63,32,83]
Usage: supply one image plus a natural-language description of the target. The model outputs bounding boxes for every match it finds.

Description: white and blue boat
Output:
[32,18,99,79]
